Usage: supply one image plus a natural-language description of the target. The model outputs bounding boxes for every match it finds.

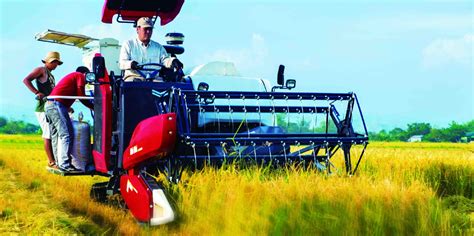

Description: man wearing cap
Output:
[23,51,62,168]
[119,17,183,81]
[44,66,94,172]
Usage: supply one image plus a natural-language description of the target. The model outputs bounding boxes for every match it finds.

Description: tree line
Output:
[275,115,473,143]
[369,120,474,142]
[1,115,473,142]
[0,117,40,134]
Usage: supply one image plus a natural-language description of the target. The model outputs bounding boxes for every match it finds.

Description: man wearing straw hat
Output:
[23,51,62,168]
[119,16,183,81]
[44,66,93,172]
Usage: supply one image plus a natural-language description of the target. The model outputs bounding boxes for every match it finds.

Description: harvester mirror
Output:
[286,79,296,89]
[197,82,209,91]
[277,64,285,85]
[85,72,96,83]
[92,55,106,79]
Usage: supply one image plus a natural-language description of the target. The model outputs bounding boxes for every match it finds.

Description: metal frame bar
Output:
[182,91,353,100]
[161,88,369,174]
[112,86,369,176]
[187,105,330,113]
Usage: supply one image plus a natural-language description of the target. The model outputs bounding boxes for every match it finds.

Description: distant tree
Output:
[406,122,431,136]
[276,114,301,133]
[0,117,6,128]
[369,120,473,143]
[0,121,22,134]
[369,129,391,141]
[464,120,474,132]
[444,121,466,142]
[313,120,337,133]
[423,128,444,142]
[24,123,40,134]
[277,114,335,133]
[388,127,408,141]
[0,118,40,134]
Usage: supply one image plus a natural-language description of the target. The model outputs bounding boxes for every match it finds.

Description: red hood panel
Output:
[123,113,177,170]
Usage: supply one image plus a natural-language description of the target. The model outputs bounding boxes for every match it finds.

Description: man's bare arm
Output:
[22,67,44,97]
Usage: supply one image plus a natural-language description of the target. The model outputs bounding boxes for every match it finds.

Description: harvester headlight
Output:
[85,72,96,83]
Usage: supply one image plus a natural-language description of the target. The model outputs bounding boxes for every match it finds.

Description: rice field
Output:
[0,134,472,235]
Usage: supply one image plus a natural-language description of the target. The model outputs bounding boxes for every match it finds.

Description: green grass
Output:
[0,161,107,234]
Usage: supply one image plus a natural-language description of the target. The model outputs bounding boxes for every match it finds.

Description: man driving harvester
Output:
[119,17,183,81]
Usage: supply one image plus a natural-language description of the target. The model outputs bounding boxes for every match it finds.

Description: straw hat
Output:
[42,51,63,65]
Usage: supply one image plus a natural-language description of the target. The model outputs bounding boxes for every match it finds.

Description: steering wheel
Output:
[135,63,164,81]
[136,62,185,82]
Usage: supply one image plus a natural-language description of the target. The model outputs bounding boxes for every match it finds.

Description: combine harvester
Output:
[39,0,369,225]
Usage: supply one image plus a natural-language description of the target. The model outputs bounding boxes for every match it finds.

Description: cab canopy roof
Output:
[102,0,184,26]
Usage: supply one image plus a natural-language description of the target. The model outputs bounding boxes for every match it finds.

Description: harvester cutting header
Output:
[39,0,368,226]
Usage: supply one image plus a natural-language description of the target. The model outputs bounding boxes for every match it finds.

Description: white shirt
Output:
[119,37,173,80]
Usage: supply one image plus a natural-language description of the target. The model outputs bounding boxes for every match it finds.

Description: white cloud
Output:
[197,33,269,73]
[422,34,473,68]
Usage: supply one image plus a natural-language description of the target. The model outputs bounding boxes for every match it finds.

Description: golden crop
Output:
[0,135,472,235]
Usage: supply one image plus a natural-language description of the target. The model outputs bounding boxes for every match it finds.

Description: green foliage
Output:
[0,117,7,127]
[443,122,467,142]
[371,120,473,143]
[424,163,473,198]
[0,116,40,134]
[369,130,390,141]
[389,128,408,141]
[28,179,42,190]
[423,129,445,142]
[442,196,474,214]
[1,208,14,219]
[464,120,474,132]
[442,196,474,232]
[276,114,337,133]
[406,122,431,136]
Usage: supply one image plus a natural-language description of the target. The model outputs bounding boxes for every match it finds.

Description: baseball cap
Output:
[137,17,154,28]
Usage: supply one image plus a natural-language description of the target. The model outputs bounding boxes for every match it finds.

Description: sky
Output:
[0,0,472,131]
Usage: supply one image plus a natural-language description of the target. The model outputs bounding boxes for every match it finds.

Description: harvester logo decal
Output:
[130,145,143,155]
[126,179,138,194]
